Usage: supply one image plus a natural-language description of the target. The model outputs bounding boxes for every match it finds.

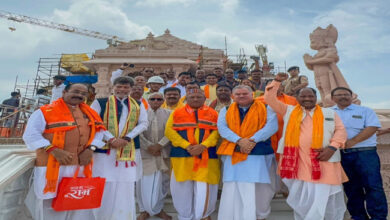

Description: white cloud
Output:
[0,19,60,58]
[313,0,390,60]
[134,0,239,14]
[0,0,152,59]
[52,0,152,40]
[219,0,239,13]
[135,0,196,7]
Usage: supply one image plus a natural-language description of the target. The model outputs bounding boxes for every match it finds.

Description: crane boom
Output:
[0,10,127,45]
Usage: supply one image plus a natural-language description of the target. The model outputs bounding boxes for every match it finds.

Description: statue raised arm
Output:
[303,24,360,107]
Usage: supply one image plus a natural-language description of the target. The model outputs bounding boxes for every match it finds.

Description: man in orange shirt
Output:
[265,73,348,220]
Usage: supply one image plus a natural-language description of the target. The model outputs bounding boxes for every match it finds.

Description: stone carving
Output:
[84,30,224,97]
[303,24,360,107]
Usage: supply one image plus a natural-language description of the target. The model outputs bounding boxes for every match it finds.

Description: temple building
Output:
[84,29,224,97]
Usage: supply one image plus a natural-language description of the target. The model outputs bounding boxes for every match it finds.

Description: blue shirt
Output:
[331,104,381,148]
[217,104,278,182]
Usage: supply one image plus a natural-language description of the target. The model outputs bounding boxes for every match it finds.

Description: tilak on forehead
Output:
[187,88,204,95]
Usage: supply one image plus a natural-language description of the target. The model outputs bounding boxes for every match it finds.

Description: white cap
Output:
[147,76,164,84]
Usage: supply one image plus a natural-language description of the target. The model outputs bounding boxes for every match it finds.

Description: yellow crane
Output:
[0,10,127,46]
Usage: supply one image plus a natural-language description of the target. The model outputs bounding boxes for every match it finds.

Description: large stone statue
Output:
[303,24,360,107]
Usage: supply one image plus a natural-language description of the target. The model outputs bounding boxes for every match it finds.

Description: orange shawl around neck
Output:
[40,98,105,193]
[280,104,324,180]
[217,100,267,164]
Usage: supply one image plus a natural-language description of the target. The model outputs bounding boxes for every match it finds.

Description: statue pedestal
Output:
[377,110,390,210]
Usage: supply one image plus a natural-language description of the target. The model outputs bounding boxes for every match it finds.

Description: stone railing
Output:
[0,145,35,220]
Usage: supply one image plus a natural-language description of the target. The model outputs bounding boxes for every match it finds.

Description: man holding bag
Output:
[23,83,107,220]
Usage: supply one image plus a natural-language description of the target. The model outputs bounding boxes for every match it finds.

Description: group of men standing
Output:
[22,65,387,220]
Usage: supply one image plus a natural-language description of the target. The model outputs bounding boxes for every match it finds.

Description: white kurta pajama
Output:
[136,108,171,216]
[90,98,148,220]
[217,106,279,220]
[23,109,106,220]
[170,173,219,220]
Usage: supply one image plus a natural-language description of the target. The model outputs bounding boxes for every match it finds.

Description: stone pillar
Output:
[94,64,111,98]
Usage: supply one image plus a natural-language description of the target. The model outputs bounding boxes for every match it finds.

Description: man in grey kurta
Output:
[136,92,172,220]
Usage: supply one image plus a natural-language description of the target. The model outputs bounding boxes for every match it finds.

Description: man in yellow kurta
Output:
[161,87,184,110]
[165,89,220,220]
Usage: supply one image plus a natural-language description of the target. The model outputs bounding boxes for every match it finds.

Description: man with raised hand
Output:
[265,72,348,220]
[171,72,192,97]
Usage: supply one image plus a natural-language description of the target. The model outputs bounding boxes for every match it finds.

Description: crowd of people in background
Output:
[19,63,390,220]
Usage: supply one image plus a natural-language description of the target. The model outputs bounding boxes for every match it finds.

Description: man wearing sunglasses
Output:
[137,92,172,220]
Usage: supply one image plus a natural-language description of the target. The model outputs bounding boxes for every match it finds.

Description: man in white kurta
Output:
[217,85,278,220]
[50,75,66,103]
[91,76,148,220]
[136,92,172,220]
[23,83,107,220]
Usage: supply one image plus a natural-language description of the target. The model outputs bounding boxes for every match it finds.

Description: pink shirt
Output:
[265,81,348,185]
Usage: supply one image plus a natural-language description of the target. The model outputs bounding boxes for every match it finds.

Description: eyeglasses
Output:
[149,98,163,101]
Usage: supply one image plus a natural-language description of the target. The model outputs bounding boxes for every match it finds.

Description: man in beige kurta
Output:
[136,92,172,220]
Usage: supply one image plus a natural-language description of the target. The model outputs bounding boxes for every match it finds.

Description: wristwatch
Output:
[88,145,97,152]
[123,136,132,142]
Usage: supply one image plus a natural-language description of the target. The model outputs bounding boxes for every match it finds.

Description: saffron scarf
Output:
[41,98,105,193]
[217,100,267,164]
[141,98,149,110]
[103,95,140,166]
[172,104,218,171]
[204,84,210,99]
[280,104,324,180]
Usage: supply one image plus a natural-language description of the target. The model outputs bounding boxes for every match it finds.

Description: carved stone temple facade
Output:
[84,29,224,98]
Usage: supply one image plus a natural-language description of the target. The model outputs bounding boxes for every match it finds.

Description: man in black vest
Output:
[90,76,148,220]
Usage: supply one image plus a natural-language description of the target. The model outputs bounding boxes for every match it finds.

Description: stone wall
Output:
[376,109,390,210]
[0,146,35,220]
[0,168,32,220]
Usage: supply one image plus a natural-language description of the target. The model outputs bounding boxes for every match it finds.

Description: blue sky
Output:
[1,0,389,108]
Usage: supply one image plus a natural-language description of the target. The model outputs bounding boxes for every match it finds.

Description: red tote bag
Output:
[52,165,106,211]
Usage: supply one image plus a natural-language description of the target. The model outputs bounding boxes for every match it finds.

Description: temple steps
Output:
[136,195,294,220]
